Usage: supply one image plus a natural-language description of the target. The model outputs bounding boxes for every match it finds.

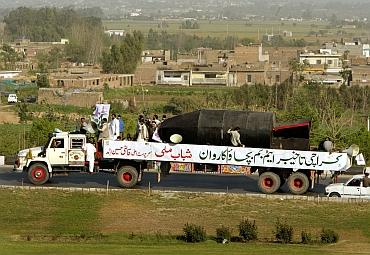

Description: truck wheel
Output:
[329,192,341,198]
[258,172,281,194]
[160,162,171,175]
[287,172,309,195]
[117,166,138,188]
[28,163,49,185]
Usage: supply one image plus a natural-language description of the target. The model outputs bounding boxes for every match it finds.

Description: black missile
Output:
[158,109,275,148]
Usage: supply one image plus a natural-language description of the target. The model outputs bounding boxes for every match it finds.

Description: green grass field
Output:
[0,188,369,254]
[103,19,370,43]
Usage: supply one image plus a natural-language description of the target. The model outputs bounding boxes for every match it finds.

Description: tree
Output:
[66,17,105,64]
[36,74,50,88]
[3,7,105,64]
[288,58,307,85]
[4,7,76,41]
[339,69,351,86]
[36,47,65,71]
[101,31,144,74]
[0,44,22,70]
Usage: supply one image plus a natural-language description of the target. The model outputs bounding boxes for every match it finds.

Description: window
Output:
[184,75,188,81]
[247,75,252,83]
[157,75,161,81]
[316,60,322,64]
[327,60,333,65]
[205,73,216,78]
[164,72,181,78]
[276,75,280,83]
[51,138,64,149]
[70,138,84,149]
[347,179,361,187]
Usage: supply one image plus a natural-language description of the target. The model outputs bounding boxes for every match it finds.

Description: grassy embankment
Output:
[0,188,369,254]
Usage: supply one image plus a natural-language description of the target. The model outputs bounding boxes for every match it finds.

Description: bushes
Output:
[181,221,339,245]
[320,228,339,244]
[216,225,231,243]
[183,223,207,243]
[238,219,258,241]
[274,221,293,243]
[301,230,313,244]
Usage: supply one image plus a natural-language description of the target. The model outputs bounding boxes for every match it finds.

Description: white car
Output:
[7,94,18,103]
[325,174,370,199]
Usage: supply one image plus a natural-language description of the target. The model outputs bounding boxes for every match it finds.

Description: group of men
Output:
[79,113,125,173]
[136,114,165,143]
[79,113,125,141]
[80,113,166,173]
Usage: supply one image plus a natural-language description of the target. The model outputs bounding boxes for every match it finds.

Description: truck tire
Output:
[329,192,341,198]
[258,172,281,194]
[287,172,309,195]
[117,166,138,188]
[160,161,171,175]
[28,163,50,185]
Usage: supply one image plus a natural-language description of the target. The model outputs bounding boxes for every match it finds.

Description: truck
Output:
[17,129,356,195]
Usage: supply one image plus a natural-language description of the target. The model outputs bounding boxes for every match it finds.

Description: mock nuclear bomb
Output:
[158,109,275,148]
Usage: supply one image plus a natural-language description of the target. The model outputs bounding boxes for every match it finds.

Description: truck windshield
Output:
[39,134,53,156]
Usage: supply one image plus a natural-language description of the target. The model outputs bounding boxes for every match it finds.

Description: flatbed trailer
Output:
[102,140,352,195]
[21,131,354,195]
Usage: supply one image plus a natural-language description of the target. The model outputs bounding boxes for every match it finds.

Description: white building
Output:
[299,51,342,73]
[0,71,22,79]
[104,30,125,37]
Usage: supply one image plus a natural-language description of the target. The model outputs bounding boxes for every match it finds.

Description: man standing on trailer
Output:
[227,127,245,147]
[118,114,125,138]
[83,138,97,173]
[110,113,120,140]
[364,172,370,188]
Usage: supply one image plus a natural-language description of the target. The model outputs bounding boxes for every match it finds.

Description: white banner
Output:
[103,140,351,172]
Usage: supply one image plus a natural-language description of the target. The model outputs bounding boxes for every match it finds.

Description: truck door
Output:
[343,178,361,198]
[360,181,370,198]
[46,137,68,165]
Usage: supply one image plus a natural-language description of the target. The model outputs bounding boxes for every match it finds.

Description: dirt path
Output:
[0,104,20,124]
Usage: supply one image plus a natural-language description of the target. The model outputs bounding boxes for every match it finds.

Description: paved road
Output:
[0,165,343,196]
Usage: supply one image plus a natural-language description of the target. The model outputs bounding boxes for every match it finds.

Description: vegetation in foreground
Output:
[2,83,370,161]
[0,189,368,254]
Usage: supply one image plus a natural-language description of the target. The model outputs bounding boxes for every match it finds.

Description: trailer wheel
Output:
[329,192,341,198]
[287,172,309,195]
[28,163,49,185]
[117,166,138,188]
[258,172,281,194]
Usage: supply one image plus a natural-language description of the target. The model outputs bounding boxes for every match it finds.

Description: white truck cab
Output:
[43,132,86,166]
[326,174,370,199]
[25,132,87,185]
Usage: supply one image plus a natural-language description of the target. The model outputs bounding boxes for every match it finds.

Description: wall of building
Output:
[134,63,160,84]
[49,74,133,89]
[351,66,370,86]
[38,88,103,107]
